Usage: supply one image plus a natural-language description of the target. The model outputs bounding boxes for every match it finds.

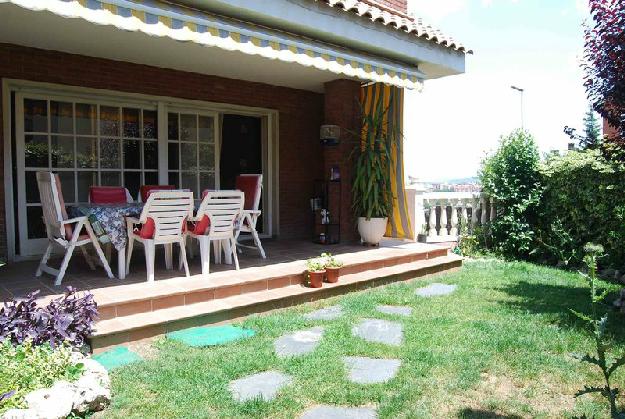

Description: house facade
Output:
[0,0,469,262]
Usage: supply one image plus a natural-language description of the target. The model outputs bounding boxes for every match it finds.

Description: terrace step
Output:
[90,253,462,352]
[91,244,449,322]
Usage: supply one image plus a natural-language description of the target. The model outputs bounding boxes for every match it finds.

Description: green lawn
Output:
[102,259,625,418]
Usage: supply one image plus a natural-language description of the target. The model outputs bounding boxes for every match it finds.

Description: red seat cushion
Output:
[187,215,211,235]
[140,185,175,202]
[235,175,260,211]
[63,222,89,241]
[90,187,127,204]
[133,217,156,239]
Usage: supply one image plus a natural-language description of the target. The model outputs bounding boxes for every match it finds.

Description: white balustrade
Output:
[428,204,437,238]
[405,186,493,243]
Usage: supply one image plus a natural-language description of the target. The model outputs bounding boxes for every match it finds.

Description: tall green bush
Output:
[538,149,625,268]
[480,130,542,259]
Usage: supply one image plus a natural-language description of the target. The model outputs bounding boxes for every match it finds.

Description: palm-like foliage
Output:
[351,98,398,220]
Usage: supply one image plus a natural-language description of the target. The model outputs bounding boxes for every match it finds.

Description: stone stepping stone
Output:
[304,305,343,321]
[166,325,255,347]
[228,370,292,402]
[274,327,324,358]
[92,346,142,371]
[352,319,403,346]
[415,283,457,297]
[300,405,377,418]
[376,305,412,317]
[343,356,401,384]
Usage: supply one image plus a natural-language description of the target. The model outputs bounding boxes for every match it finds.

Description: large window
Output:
[167,111,218,196]
[18,95,159,254]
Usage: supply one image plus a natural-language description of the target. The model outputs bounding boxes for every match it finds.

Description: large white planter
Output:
[357,217,388,245]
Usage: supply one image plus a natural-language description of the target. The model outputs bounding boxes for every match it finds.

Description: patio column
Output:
[323,79,361,242]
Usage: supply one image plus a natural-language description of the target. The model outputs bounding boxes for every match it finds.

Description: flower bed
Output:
[1,343,110,418]
[0,288,110,418]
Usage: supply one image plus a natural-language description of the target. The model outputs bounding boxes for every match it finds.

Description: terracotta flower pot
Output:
[325,267,340,283]
[308,270,325,288]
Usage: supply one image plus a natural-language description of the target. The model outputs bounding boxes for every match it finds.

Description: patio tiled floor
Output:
[0,239,437,302]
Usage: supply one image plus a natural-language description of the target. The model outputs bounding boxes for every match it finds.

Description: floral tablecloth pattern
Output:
[67,203,143,251]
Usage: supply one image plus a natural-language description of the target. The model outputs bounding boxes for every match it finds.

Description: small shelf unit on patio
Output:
[311,179,341,245]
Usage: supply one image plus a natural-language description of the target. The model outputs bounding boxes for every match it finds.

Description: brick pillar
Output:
[323,79,361,242]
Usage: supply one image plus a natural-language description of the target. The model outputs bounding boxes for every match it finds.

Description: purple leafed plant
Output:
[0,390,15,403]
[0,287,98,348]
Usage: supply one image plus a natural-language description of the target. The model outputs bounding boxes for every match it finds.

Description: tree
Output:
[583,105,602,149]
[563,104,602,150]
[584,0,625,161]
[479,130,542,259]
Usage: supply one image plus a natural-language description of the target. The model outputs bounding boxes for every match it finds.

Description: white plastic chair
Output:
[35,171,113,285]
[234,174,266,258]
[185,191,243,275]
[125,191,194,282]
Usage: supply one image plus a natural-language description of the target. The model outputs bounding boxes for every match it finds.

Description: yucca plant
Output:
[351,98,398,220]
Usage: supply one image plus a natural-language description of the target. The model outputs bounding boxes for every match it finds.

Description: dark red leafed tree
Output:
[584,0,625,161]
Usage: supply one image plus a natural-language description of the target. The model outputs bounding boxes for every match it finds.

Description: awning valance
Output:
[3,0,425,90]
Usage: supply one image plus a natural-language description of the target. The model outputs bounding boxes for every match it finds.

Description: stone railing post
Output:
[459,200,468,235]
[428,200,438,238]
[439,200,448,236]
[471,197,479,232]
[405,185,426,241]
[449,201,459,237]
[480,196,487,225]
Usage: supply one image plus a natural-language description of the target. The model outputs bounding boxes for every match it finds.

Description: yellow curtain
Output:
[360,83,413,239]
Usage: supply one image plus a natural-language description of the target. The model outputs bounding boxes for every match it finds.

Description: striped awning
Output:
[3,0,425,90]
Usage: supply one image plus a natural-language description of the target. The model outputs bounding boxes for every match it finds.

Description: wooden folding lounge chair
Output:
[35,171,113,286]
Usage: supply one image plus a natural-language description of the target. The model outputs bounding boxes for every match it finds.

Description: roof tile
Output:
[316,0,472,54]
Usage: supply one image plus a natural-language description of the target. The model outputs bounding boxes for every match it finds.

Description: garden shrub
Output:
[0,340,84,414]
[537,149,625,268]
[0,287,98,349]
[480,130,542,259]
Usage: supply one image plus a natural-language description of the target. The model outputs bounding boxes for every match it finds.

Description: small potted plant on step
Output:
[305,257,326,288]
[322,253,343,283]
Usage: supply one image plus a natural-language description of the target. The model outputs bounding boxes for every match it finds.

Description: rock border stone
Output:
[2,352,111,419]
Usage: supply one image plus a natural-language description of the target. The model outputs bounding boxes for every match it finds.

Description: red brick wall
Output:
[323,79,361,242]
[364,0,408,14]
[0,43,329,257]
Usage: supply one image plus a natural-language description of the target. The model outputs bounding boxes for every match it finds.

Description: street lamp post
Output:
[511,85,524,129]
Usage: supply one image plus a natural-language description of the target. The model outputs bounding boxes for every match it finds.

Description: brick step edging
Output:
[90,255,462,352]
[97,247,449,321]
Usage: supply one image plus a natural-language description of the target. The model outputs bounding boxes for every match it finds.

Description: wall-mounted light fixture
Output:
[320,124,340,146]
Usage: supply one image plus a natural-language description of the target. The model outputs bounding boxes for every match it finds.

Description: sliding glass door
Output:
[167,110,219,196]
[11,86,271,259]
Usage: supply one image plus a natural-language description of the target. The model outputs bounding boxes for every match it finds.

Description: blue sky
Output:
[403,0,590,181]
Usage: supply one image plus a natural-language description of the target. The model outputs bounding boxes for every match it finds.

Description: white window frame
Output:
[3,79,279,261]
[165,107,220,195]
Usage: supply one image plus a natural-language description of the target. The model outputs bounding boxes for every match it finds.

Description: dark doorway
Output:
[220,114,263,230]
